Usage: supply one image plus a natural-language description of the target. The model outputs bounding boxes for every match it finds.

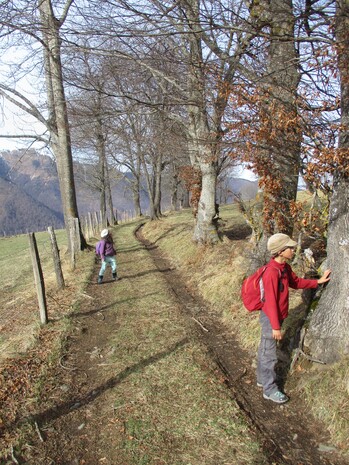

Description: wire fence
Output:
[0,208,147,364]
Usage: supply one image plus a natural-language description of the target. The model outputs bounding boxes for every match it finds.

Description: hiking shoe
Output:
[263,391,289,404]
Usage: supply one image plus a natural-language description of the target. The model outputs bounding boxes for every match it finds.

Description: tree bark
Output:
[305,0,349,363]
[170,167,180,211]
[185,0,219,244]
[153,152,163,218]
[39,0,87,250]
[105,160,117,225]
[254,0,301,236]
[193,161,219,243]
[96,117,107,227]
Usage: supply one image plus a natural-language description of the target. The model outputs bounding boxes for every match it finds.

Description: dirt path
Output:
[8,222,347,465]
[136,226,347,465]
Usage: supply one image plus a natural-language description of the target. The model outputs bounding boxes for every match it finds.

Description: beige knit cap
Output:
[267,233,297,255]
[101,229,109,238]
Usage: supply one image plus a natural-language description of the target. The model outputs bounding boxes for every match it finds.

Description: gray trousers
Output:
[256,310,280,395]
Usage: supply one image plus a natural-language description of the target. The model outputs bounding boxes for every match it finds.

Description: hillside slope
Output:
[0,149,258,235]
[0,220,270,465]
[0,176,64,235]
[0,210,347,464]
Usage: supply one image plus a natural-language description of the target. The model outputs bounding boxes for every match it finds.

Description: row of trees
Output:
[0,0,348,363]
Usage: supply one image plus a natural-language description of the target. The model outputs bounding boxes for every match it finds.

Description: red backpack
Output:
[241,266,268,312]
[241,264,284,312]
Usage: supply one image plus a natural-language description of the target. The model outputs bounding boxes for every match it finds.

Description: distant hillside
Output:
[0,149,258,236]
[0,150,141,235]
[1,150,63,213]
[0,176,64,235]
[227,177,258,201]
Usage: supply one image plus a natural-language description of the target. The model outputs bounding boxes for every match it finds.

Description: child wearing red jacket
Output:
[257,233,331,404]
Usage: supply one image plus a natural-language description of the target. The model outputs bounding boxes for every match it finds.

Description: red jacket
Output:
[262,258,318,330]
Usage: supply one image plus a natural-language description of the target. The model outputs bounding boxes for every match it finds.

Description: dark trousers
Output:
[256,310,280,395]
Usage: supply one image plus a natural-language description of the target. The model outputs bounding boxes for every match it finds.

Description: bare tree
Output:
[74,0,256,243]
[305,0,349,364]
[0,0,87,249]
[67,53,117,226]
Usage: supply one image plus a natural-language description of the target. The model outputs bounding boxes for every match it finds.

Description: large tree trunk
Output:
[132,189,142,217]
[97,131,107,227]
[255,0,301,236]
[193,161,219,243]
[185,0,219,244]
[305,0,349,364]
[170,167,179,211]
[134,165,143,217]
[39,0,87,250]
[140,152,157,220]
[305,176,349,363]
[153,153,163,218]
[105,160,116,225]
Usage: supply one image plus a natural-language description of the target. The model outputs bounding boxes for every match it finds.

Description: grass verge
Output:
[0,230,96,458]
[142,205,349,458]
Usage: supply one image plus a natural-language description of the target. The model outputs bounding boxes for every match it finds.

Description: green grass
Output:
[0,229,67,293]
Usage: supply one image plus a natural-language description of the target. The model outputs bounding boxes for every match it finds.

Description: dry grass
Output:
[0,219,270,465]
[142,204,349,458]
[101,219,268,465]
[2,205,348,461]
[0,229,95,363]
[296,360,349,449]
[143,206,261,353]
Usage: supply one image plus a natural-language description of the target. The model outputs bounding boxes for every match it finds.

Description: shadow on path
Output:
[5,338,188,436]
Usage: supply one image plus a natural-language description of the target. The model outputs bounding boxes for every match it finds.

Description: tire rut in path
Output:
[136,225,348,465]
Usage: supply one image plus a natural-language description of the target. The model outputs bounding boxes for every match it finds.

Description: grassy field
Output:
[0,219,270,465]
[0,228,94,362]
[1,203,348,461]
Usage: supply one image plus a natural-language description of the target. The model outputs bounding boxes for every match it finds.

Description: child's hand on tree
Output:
[318,269,331,284]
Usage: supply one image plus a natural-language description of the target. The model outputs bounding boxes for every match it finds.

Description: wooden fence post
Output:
[87,212,93,237]
[48,226,65,290]
[84,215,90,241]
[68,217,77,270]
[28,232,48,325]
[75,217,81,251]
[93,211,99,230]
[81,215,86,240]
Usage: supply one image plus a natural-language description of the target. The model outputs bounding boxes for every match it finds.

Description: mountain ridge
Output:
[0,149,258,236]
